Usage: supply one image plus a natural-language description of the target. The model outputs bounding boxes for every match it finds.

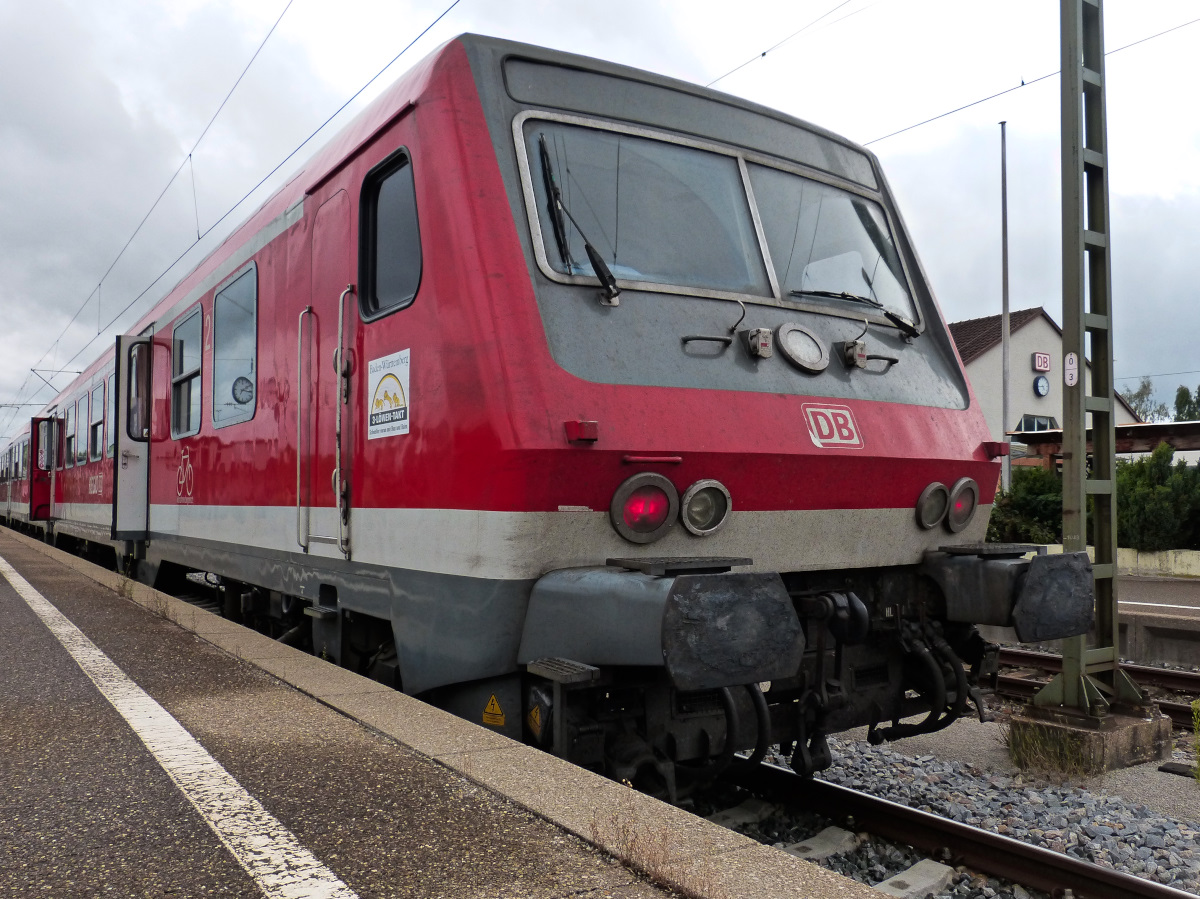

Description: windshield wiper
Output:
[789,288,919,339]
[537,133,620,304]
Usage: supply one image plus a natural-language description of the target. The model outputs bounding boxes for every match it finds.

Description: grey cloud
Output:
[880,126,1200,407]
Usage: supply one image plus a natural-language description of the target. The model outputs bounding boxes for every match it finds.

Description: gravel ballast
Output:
[721,734,1200,898]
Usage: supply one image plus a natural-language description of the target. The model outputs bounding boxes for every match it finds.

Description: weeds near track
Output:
[588,784,732,899]
[1192,700,1200,785]
[1001,720,1094,780]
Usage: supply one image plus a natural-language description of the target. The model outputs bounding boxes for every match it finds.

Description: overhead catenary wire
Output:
[2,0,465,440]
[865,14,1200,145]
[0,0,298,438]
[1116,370,1200,383]
[706,0,866,88]
[55,0,465,377]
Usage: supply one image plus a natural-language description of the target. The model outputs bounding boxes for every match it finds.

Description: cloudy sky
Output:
[2,0,1198,438]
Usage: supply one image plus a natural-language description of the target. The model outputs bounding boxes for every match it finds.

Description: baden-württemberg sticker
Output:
[368,349,410,439]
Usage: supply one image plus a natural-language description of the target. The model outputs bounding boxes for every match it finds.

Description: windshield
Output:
[747,163,915,320]
[524,119,916,322]
[527,122,772,296]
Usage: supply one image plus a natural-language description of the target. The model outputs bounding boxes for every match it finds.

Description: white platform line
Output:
[1119,601,1200,612]
[0,555,357,899]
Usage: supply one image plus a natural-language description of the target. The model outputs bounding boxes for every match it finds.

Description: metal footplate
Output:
[606,557,752,576]
[303,604,338,621]
[526,657,600,684]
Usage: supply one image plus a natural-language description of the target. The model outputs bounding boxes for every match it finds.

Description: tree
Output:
[1118,376,1168,422]
[1174,385,1200,422]
[1115,442,1200,551]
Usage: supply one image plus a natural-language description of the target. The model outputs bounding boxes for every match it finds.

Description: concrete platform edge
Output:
[0,529,879,899]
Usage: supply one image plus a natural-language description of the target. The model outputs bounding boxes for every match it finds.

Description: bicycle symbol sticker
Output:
[177,447,195,503]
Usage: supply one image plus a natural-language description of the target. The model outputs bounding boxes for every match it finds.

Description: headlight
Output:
[680,479,732,536]
[916,482,949,529]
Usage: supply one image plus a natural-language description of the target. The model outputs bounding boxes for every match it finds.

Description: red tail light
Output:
[610,473,679,544]
[624,485,671,531]
[946,478,979,533]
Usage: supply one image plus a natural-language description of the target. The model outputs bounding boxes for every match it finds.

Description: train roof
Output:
[122,33,878,337]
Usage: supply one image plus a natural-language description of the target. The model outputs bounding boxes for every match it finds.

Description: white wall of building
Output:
[964,315,1137,443]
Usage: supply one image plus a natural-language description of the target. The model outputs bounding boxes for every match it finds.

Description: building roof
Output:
[947,306,1053,365]
[947,305,1141,423]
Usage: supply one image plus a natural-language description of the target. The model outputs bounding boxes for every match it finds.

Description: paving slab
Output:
[0,526,881,899]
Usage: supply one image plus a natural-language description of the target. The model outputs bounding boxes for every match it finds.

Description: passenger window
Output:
[76,398,87,465]
[37,422,49,471]
[128,343,150,442]
[90,384,105,461]
[107,374,116,457]
[360,154,421,319]
[212,268,257,429]
[64,403,76,468]
[171,310,202,437]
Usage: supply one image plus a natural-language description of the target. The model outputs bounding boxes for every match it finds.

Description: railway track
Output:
[997,648,1199,728]
[725,759,1197,899]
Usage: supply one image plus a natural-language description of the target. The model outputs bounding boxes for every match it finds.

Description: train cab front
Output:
[516,545,1094,799]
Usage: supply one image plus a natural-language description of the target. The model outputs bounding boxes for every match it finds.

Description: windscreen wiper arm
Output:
[537,133,620,304]
[789,288,919,339]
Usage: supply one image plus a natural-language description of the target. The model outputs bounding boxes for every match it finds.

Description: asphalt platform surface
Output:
[0,529,876,899]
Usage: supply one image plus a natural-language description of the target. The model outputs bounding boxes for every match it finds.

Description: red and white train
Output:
[1,34,1091,795]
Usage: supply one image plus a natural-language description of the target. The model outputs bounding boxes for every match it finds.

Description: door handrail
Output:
[334,285,354,559]
[296,306,313,552]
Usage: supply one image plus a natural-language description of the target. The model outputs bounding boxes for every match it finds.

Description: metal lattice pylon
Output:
[1034,0,1141,714]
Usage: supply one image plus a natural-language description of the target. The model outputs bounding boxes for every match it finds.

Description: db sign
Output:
[1032,352,1052,372]
[803,404,864,449]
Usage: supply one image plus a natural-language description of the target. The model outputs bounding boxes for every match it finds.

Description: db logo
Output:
[803,404,864,449]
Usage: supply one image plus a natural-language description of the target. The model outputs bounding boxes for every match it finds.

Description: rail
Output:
[726,760,1196,899]
[998,648,1199,728]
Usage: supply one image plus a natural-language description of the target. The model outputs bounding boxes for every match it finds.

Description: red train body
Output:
[1,35,1091,793]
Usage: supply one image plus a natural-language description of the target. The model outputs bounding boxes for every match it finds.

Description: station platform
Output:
[0,529,874,899]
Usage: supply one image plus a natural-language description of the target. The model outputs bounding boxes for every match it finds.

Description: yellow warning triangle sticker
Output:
[527,704,542,739]
[483,693,505,727]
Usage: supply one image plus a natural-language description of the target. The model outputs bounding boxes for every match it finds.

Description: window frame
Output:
[1016,414,1059,432]
[171,307,204,439]
[211,264,258,430]
[511,109,921,333]
[106,373,116,457]
[358,148,423,322]
[89,383,105,461]
[75,396,87,466]
[64,402,76,469]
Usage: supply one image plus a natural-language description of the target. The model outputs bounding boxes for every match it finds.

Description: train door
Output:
[29,416,56,520]
[298,189,355,558]
[112,335,152,541]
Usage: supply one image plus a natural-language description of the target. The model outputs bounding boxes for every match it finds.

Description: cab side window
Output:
[212,268,257,429]
[172,310,203,438]
[360,153,421,319]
